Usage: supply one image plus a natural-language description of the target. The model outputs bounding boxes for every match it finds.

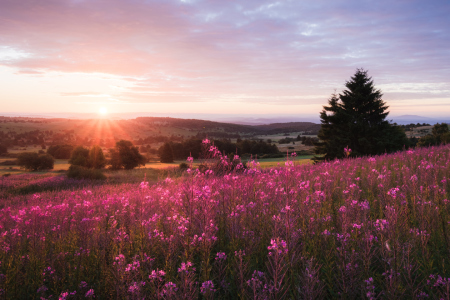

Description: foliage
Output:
[417,123,450,147]
[47,144,74,159]
[88,145,107,169]
[68,146,106,179]
[314,69,408,161]
[0,144,7,155]
[159,142,174,163]
[66,165,106,180]
[68,146,90,167]
[16,152,54,171]
[159,138,279,161]
[109,140,146,170]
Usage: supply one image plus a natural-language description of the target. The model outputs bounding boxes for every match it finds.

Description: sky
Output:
[0,0,449,120]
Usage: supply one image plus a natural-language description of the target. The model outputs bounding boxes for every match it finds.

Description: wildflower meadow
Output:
[1,142,450,299]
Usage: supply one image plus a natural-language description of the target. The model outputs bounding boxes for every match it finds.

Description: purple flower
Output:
[85,289,94,298]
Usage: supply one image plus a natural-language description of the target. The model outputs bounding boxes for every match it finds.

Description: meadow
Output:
[0,143,449,299]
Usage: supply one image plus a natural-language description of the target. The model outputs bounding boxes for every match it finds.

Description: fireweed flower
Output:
[139,181,149,189]
[85,289,94,298]
[149,269,166,280]
[178,262,194,273]
[162,282,178,296]
[375,219,388,231]
[200,280,215,294]
[344,146,352,157]
[215,252,227,260]
[267,238,288,256]
[285,161,294,167]
[387,187,400,199]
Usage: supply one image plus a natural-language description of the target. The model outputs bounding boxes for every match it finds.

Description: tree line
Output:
[158,138,279,163]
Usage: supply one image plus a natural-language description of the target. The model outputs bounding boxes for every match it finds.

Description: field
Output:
[0,145,449,299]
[0,156,315,177]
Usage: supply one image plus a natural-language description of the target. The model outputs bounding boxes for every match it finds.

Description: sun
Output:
[99,107,108,115]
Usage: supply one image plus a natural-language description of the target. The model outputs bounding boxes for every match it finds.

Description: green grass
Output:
[254,156,313,168]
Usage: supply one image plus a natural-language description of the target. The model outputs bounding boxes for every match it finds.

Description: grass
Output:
[247,156,314,168]
[0,156,314,176]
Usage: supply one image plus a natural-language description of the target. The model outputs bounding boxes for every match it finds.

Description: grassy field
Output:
[0,156,315,177]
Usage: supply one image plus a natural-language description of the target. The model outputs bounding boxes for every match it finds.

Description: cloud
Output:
[0,0,449,107]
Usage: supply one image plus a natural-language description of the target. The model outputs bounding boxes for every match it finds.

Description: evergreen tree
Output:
[314,69,408,161]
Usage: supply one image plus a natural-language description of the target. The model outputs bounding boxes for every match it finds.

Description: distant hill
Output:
[391,115,449,125]
[135,117,321,136]
[0,116,321,149]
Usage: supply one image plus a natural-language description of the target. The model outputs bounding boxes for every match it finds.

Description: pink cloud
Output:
[0,0,449,106]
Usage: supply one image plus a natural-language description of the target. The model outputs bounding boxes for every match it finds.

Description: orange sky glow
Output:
[0,0,449,120]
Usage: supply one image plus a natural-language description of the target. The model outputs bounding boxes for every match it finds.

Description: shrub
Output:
[88,145,107,169]
[17,152,54,171]
[69,146,90,167]
[0,160,17,166]
[67,165,106,180]
[179,162,189,170]
[417,123,450,146]
[108,140,146,170]
[47,144,74,159]
[0,144,7,155]
[159,142,174,163]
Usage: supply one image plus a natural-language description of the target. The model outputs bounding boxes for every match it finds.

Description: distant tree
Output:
[88,145,106,169]
[432,123,449,137]
[159,142,174,163]
[17,152,54,171]
[314,69,408,162]
[108,149,122,170]
[417,123,449,147]
[108,140,145,170]
[47,144,73,159]
[69,146,90,167]
[0,144,7,155]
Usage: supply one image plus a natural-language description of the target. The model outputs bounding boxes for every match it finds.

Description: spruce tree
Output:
[314,69,408,161]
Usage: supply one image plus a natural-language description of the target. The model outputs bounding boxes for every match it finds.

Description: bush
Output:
[159,142,174,163]
[69,146,90,167]
[17,152,54,171]
[0,144,7,155]
[88,145,106,169]
[67,165,106,180]
[47,144,74,159]
[179,162,188,170]
[0,160,17,166]
[108,140,146,170]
